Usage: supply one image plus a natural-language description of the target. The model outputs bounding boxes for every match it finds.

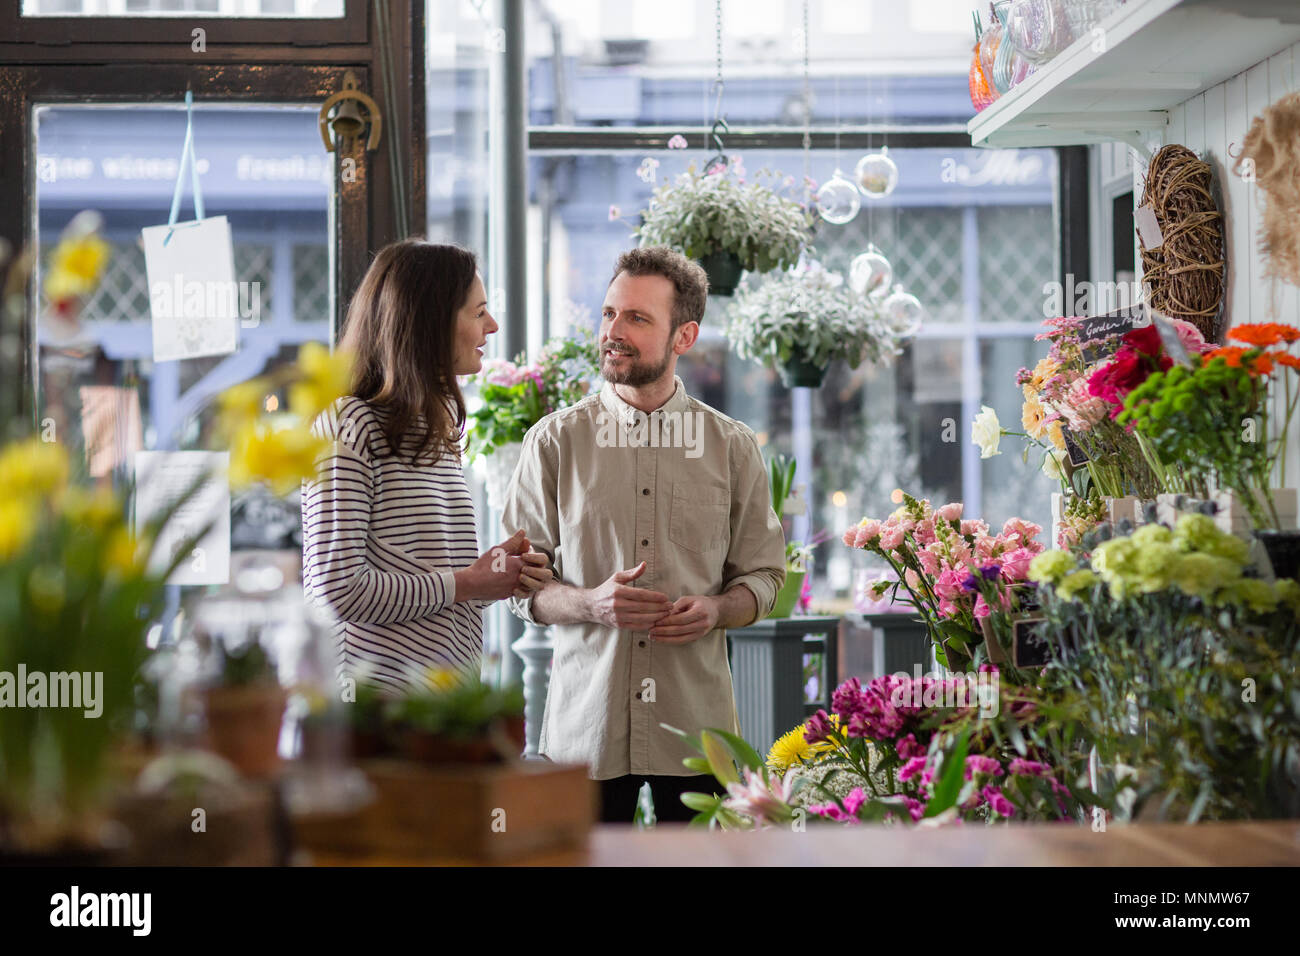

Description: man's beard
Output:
[600,339,674,387]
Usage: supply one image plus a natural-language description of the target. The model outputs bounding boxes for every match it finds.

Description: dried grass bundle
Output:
[1139,144,1225,342]
[1234,91,1300,297]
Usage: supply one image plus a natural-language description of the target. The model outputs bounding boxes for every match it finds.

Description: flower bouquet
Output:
[1028,514,1300,820]
[725,259,907,388]
[1119,323,1300,533]
[842,491,1046,671]
[632,160,812,294]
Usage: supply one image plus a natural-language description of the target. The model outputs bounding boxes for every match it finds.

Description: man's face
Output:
[599,272,687,387]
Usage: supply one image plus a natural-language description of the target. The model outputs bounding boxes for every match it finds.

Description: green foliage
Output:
[389,679,525,741]
[634,163,811,274]
[724,261,905,372]
[464,330,601,463]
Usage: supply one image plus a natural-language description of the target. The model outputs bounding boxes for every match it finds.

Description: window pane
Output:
[22,0,344,16]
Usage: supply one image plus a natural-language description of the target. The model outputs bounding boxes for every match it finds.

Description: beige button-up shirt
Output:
[503,376,786,779]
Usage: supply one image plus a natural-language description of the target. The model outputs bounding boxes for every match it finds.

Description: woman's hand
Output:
[513,549,553,600]
[454,529,529,602]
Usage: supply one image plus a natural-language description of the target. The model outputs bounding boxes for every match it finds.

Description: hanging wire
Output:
[801,0,812,209]
[704,0,729,174]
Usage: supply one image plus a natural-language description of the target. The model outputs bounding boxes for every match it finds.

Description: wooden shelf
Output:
[968,0,1300,149]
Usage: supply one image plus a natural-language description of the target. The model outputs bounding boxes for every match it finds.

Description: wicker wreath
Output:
[1138,144,1225,342]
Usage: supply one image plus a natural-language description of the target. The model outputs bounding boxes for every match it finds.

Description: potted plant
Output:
[465,330,600,511]
[199,638,287,779]
[725,260,906,389]
[390,671,526,766]
[633,161,812,295]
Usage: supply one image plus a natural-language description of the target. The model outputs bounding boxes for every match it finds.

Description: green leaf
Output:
[680,791,723,812]
[701,730,741,786]
[924,730,969,818]
[708,728,764,772]
[682,757,712,774]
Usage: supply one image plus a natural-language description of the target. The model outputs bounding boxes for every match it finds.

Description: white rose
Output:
[971,405,1002,459]
[1042,447,1068,481]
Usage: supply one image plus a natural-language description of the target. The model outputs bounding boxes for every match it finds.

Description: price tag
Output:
[1134,204,1165,250]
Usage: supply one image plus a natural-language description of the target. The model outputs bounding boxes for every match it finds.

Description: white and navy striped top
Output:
[301,396,483,693]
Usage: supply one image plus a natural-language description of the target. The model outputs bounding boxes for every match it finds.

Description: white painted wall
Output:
[1132,40,1300,488]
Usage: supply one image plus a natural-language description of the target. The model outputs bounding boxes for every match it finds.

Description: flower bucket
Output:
[1253,530,1300,581]
[776,354,829,389]
[1103,496,1141,527]
[767,570,805,619]
[698,250,745,296]
[483,441,523,513]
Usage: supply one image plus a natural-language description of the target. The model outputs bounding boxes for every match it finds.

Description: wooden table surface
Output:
[308,819,1300,866]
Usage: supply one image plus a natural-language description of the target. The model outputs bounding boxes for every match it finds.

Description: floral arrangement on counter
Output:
[463,330,600,464]
[1119,323,1300,530]
[631,160,813,277]
[724,260,908,375]
[841,490,1046,671]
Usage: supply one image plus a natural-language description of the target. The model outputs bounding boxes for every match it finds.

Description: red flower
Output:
[1087,330,1173,416]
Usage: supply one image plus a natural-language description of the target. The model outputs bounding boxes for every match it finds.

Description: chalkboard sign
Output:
[1060,426,1091,466]
[1077,304,1150,362]
[1012,616,1051,668]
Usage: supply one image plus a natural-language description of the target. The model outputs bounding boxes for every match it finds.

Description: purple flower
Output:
[803,709,834,744]
[980,563,1001,580]
[982,785,1016,817]
[903,797,926,822]
[960,572,981,593]
[964,755,1003,780]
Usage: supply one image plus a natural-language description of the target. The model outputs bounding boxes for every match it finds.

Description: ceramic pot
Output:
[201,683,287,779]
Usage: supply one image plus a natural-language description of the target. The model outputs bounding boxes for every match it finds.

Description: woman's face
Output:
[452,274,498,376]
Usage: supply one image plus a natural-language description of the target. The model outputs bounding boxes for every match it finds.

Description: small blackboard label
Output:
[1012,616,1051,668]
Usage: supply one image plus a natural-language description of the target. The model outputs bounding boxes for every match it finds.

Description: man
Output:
[503,246,786,823]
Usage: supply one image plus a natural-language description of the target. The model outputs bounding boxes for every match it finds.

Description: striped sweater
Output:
[301,396,483,693]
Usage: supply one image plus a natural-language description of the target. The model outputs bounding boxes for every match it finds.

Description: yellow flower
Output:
[290,342,355,421]
[423,667,461,692]
[63,485,123,533]
[44,233,110,303]
[0,437,70,501]
[102,526,144,576]
[1022,393,1047,441]
[767,724,817,772]
[1047,420,1066,450]
[218,380,270,433]
[0,499,35,559]
[1029,357,1060,392]
[228,421,330,496]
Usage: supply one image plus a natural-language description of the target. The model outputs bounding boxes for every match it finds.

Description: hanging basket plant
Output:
[633,161,812,296]
[724,260,911,387]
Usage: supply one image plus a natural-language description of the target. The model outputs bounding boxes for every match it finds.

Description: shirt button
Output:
[641,539,649,546]
[638,640,646,647]
[642,488,650,495]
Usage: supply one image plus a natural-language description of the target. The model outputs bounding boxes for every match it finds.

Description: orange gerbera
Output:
[1227,323,1300,347]
[1251,352,1275,375]
[1205,346,1247,367]
[1277,353,1300,371]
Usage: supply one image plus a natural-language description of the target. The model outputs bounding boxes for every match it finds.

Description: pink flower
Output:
[917,547,941,577]
[936,502,963,522]
[912,519,937,546]
[804,709,835,744]
[973,594,991,619]
[896,733,925,760]
[879,526,906,551]
[608,205,621,221]
[965,755,1002,780]
[982,785,1016,817]
[904,568,921,590]
[1169,318,1211,355]
[722,767,795,824]
[808,802,859,824]
[902,797,926,822]
[934,568,966,602]
[960,519,989,538]
[999,547,1035,582]
[1001,518,1043,547]
[852,519,882,549]
[898,756,929,782]
[1008,758,1052,777]
[842,787,867,815]
[666,134,688,149]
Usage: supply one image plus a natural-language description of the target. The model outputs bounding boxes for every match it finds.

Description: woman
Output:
[302,239,550,692]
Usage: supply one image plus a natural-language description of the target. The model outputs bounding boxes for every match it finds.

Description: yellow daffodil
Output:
[290,342,355,421]
[0,498,35,559]
[63,485,123,533]
[0,437,70,502]
[44,233,110,304]
[102,526,144,576]
[217,380,270,434]
[228,420,330,496]
[424,667,461,692]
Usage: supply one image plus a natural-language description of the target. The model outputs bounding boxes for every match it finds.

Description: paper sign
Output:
[134,450,230,586]
[1134,204,1165,250]
[142,215,239,362]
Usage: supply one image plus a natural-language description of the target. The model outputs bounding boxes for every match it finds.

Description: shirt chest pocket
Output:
[668,481,730,554]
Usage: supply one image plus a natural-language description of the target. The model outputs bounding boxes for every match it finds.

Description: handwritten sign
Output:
[134,450,230,586]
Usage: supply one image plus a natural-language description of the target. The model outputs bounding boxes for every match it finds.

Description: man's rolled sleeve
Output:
[502,426,561,624]
[722,427,787,623]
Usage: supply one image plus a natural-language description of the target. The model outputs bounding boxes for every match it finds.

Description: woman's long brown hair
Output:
[339,239,477,466]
